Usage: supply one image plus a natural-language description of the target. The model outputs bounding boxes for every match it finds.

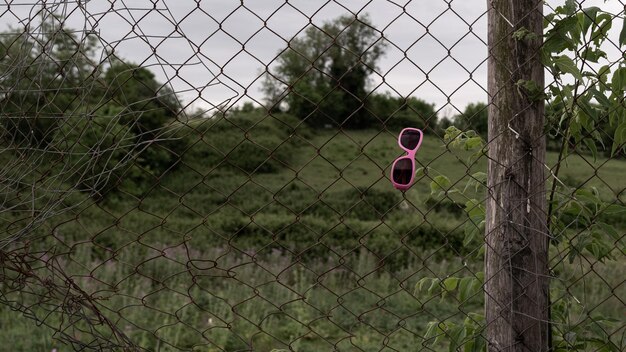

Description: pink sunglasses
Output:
[390,127,423,191]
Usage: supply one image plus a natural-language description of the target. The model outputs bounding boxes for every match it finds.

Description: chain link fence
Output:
[0,0,624,351]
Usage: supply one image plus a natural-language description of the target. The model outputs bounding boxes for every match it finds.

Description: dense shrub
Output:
[53,115,139,198]
[325,187,401,221]
[424,197,465,216]
[367,94,438,131]
[180,112,301,174]
[449,102,488,139]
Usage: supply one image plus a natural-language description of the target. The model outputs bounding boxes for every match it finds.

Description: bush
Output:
[53,115,139,198]
[180,112,300,174]
[367,94,438,132]
[424,197,465,215]
[452,102,488,139]
[325,187,401,221]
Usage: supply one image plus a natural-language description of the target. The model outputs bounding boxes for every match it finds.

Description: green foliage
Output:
[367,94,437,131]
[52,112,139,198]
[551,297,625,352]
[2,122,624,350]
[517,79,548,102]
[448,103,489,140]
[264,14,386,129]
[551,187,626,263]
[416,272,486,351]
[367,93,438,131]
[104,60,180,135]
[513,27,540,42]
[328,187,400,220]
[0,18,101,146]
[103,61,185,175]
[544,1,626,159]
[443,126,486,163]
[421,315,486,352]
[179,112,298,174]
[425,123,624,350]
[0,16,185,197]
[2,6,625,350]
[419,9,626,344]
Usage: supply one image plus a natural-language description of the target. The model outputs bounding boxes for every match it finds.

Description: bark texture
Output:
[485,0,549,351]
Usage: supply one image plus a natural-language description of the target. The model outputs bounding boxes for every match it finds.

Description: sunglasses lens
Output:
[392,158,413,185]
[400,129,421,150]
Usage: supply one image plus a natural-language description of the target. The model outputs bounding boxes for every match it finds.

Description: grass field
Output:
[1,112,624,351]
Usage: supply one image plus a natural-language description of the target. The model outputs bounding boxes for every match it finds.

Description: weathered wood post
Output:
[486,0,549,351]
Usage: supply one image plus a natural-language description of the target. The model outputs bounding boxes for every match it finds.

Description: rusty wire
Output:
[0,0,624,351]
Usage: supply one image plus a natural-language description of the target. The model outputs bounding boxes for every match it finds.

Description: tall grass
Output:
[1,118,624,351]
[1,244,481,351]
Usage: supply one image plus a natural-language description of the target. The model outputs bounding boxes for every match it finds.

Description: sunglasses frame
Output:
[391,127,423,191]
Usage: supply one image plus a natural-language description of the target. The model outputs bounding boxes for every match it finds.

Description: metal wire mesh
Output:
[0,0,624,351]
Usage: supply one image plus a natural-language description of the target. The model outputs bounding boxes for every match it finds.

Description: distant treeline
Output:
[1,14,618,202]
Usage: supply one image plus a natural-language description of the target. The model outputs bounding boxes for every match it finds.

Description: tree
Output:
[103,61,180,134]
[52,109,138,199]
[452,102,488,139]
[0,14,184,197]
[367,93,437,131]
[0,16,102,146]
[264,15,386,128]
[103,61,185,174]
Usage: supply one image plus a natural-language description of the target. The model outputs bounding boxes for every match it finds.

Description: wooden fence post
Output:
[485,0,549,351]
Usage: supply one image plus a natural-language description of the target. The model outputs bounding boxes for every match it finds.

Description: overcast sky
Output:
[0,0,623,118]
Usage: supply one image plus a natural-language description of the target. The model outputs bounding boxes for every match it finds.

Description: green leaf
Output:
[568,246,580,264]
[512,27,538,41]
[591,85,610,107]
[517,79,547,102]
[564,331,577,344]
[589,241,601,259]
[544,16,578,54]
[583,138,598,161]
[468,149,486,164]
[433,322,450,346]
[458,277,475,302]
[574,188,600,205]
[476,245,485,258]
[609,103,626,127]
[591,14,612,45]
[463,224,478,247]
[620,16,626,46]
[428,278,442,296]
[611,123,626,156]
[465,199,485,220]
[466,172,487,193]
[448,325,466,352]
[444,126,463,144]
[424,321,439,341]
[579,7,601,35]
[554,55,582,80]
[582,47,606,63]
[430,175,452,195]
[443,277,459,292]
[601,204,626,215]
[611,67,626,93]
[592,130,606,150]
[415,277,431,294]
[562,0,577,16]
[464,137,483,151]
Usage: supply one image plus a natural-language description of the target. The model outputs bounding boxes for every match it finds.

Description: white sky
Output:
[0,0,623,118]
